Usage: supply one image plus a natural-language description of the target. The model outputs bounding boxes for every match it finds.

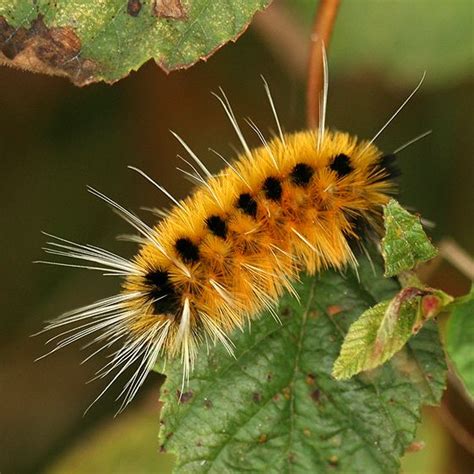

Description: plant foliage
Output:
[445,287,474,399]
[158,254,446,473]
[0,0,271,85]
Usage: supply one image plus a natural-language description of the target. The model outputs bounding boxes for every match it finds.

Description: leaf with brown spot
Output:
[153,0,187,19]
[127,0,143,17]
[332,286,452,380]
[176,390,193,403]
[0,0,272,85]
[0,14,97,85]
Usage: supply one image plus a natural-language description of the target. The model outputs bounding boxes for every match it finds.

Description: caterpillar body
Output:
[39,78,416,411]
[126,130,396,365]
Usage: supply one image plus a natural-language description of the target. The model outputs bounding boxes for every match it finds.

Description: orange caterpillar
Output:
[125,131,394,370]
[39,75,424,411]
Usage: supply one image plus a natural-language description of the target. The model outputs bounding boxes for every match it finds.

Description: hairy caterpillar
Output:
[38,71,426,412]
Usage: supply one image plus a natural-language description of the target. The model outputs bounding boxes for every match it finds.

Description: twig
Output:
[435,401,474,455]
[418,238,474,283]
[306,0,341,129]
[439,238,474,280]
[448,368,474,409]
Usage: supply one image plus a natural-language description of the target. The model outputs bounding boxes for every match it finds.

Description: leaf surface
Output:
[0,0,272,85]
[158,256,446,473]
[332,287,451,380]
[381,199,437,277]
[445,287,474,399]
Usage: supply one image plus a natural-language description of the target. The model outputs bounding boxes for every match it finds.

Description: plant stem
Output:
[306,0,341,129]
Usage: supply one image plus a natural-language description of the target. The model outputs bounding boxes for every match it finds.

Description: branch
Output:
[436,401,474,455]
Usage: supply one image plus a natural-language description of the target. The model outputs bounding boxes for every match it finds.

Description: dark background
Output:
[0,1,472,472]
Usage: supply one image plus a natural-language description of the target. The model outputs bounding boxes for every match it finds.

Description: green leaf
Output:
[0,0,272,85]
[333,287,452,380]
[158,256,446,473]
[445,287,474,398]
[381,199,437,277]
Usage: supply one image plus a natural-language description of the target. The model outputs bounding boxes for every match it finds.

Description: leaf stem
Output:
[306,0,341,129]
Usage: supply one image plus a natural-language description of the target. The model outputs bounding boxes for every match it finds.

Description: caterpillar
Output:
[38,71,426,412]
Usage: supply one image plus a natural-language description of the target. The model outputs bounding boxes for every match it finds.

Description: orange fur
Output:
[123,129,395,370]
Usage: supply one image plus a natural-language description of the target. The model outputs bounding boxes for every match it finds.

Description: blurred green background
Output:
[0,1,472,473]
